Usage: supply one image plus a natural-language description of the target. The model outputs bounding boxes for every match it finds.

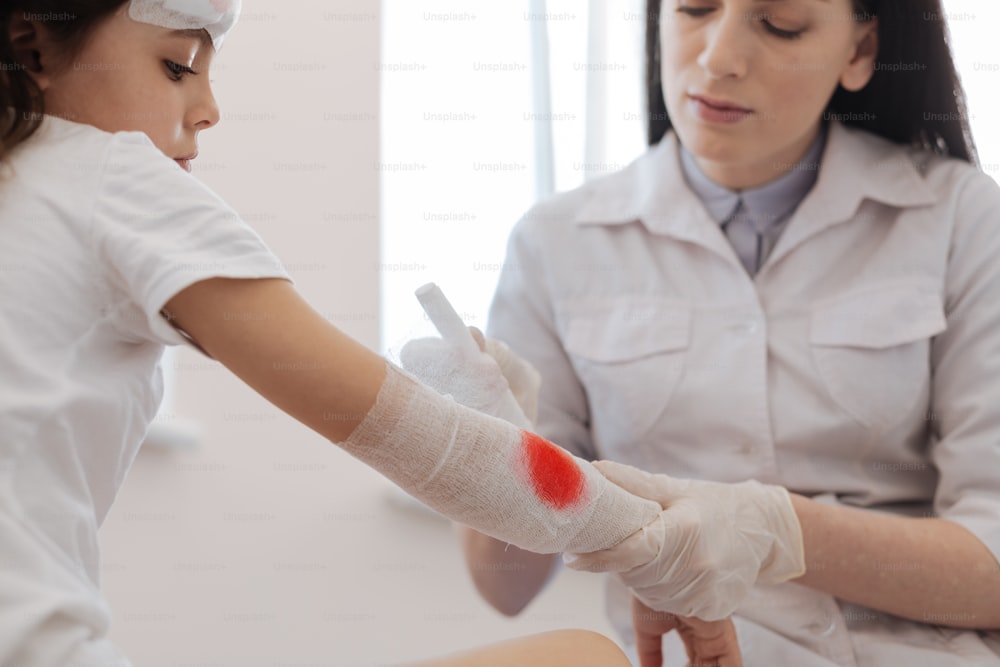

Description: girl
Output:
[0,1,733,664]
[411,0,1000,664]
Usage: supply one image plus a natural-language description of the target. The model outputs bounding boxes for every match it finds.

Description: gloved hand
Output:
[399,328,541,428]
[564,461,806,621]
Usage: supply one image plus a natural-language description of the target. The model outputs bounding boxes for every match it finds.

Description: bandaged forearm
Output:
[336,363,660,553]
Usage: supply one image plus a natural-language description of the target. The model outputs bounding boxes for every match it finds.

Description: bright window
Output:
[380,0,999,354]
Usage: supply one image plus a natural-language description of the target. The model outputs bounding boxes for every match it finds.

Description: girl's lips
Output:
[174,154,197,172]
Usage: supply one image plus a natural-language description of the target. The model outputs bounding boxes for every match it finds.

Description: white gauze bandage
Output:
[127,0,241,49]
[338,364,660,554]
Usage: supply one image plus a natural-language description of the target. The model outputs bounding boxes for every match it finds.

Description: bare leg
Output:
[403,630,632,667]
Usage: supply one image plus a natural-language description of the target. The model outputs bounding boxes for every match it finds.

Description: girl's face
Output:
[28,7,219,171]
[660,0,878,188]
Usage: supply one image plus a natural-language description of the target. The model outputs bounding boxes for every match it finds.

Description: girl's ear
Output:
[7,14,54,90]
[839,19,879,93]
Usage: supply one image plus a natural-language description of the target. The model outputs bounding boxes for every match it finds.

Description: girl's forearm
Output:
[790,494,1000,629]
[164,278,659,555]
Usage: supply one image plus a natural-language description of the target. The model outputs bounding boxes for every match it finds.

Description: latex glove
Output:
[565,461,805,621]
[480,335,540,426]
[632,597,743,667]
[399,328,541,428]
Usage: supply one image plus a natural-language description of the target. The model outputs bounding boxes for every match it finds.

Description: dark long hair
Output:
[644,0,978,164]
[0,1,127,163]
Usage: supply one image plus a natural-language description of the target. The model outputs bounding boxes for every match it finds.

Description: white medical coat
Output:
[487,120,1000,665]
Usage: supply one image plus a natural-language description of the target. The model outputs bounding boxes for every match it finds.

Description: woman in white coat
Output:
[419,0,1000,664]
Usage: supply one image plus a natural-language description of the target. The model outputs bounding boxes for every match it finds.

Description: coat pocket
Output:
[561,298,691,441]
[809,284,946,428]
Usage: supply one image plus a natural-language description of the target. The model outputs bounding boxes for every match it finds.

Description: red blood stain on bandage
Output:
[519,431,587,510]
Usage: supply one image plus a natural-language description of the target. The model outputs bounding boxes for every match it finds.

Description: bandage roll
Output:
[415,283,481,360]
[415,283,531,429]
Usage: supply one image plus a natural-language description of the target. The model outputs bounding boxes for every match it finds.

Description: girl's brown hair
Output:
[644,0,979,164]
[1,1,127,162]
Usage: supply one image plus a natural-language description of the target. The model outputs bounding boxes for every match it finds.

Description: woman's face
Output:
[660,0,878,188]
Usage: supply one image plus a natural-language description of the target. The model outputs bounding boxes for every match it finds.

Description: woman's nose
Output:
[696,9,752,79]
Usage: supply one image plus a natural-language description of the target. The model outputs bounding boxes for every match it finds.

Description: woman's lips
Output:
[688,94,754,124]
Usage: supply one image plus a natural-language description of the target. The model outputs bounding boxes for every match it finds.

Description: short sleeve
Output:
[90,132,291,346]
[487,209,597,461]
[930,169,1000,564]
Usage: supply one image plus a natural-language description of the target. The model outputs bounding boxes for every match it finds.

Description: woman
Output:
[420,0,1000,664]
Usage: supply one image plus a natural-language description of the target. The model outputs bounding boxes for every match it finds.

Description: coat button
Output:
[803,610,838,636]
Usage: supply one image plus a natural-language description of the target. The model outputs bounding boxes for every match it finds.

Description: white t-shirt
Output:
[0,116,290,666]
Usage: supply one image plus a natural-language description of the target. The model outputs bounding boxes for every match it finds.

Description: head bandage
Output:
[128,0,240,50]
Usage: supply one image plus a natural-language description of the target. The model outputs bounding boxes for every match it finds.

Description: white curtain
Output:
[380,0,646,353]
[941,0,1000,179]
[528,0,646,198]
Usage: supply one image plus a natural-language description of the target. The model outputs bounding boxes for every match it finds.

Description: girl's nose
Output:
[191,82,221,130]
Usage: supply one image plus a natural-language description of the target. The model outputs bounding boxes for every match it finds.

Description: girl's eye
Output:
[164,60,196,81]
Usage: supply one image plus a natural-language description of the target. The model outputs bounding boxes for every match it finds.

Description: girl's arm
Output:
[162,276,660,557]
[165,277,385,442]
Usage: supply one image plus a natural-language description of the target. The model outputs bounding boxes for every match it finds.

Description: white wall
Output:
[99,1,614,665]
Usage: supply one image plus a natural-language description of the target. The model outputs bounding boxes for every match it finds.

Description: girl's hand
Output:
[632,597,742,667]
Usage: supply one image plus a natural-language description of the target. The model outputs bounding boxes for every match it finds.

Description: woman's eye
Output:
[675,4,805,40]
[676,5,714,18]
[762,19,805,40]
[164,59,196,81]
